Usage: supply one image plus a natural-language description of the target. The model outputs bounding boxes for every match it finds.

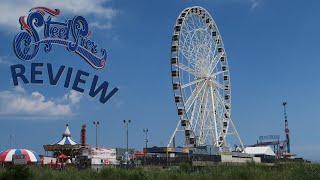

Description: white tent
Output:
[244,146,275,156]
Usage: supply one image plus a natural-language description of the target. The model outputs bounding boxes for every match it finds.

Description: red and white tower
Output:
[282,102,290,153]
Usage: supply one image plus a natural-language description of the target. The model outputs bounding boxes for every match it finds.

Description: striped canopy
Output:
[0,149,39,162]
[57,136,77,145]
[55,124,78,145]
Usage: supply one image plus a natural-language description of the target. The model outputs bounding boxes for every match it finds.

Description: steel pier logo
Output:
[10,7,118,104]
[13,7,107,69]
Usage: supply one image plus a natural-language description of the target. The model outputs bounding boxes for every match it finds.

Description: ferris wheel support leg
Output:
[209,85,219,146]
[167,119,181,147]
[230,119,244,149]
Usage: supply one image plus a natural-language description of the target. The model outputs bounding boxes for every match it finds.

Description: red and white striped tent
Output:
[0,149,39,163]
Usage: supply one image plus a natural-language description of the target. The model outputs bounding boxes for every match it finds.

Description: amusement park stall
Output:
[90,148,118,166]
[0,149,40,165]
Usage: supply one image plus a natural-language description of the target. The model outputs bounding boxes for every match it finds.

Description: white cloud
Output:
[90,22,113,30]
[64,90,82,104]
[0,56,10,65]
[0,87,83,119]
[250,0,262,10]
[13,86,25,94]
[0,0,116,29]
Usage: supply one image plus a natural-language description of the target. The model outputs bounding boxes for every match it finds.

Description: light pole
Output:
[93,121,100,149]
[143,128,149,164]
[143,128,149,150]
[123,120,131,167]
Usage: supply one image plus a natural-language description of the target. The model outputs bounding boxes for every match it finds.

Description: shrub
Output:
[0,163,319,180]
[0,166,32,180]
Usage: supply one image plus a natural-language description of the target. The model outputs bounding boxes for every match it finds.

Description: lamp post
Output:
[143,128,149,150]
[93,121,100,149]
[123,120,131,167]
[143,128,148,164]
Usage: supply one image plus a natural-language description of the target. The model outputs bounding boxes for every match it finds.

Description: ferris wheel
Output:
[168,6,243,150]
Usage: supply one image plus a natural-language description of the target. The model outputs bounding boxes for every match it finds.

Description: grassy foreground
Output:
[0,163,320,180]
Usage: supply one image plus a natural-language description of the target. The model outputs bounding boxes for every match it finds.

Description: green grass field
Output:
[1,163,320,180]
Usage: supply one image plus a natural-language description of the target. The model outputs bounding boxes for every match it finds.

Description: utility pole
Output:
[123,120,131,167]
[282,102,290,153]
[93,121,100,149]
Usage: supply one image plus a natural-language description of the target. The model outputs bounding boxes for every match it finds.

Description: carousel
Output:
[43,124,81,157]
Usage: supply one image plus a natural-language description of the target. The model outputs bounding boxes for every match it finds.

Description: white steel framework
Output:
[167,6,243,150]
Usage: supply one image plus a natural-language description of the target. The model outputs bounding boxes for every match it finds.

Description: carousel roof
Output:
[57,136,77,145]
[44,124,80,152]
[56,125,77,145]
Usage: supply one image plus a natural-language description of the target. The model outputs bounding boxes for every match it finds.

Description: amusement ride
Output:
[167,6,244,152]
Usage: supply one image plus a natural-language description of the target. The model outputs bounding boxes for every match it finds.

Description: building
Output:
[244,146,276,163]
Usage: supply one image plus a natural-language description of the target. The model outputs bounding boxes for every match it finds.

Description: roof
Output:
[0,149,39,162]
[244,146,275,156]
[43,124,79,152]
[55,124,78,145]
[63,125,71,137]
[57,136,77,145]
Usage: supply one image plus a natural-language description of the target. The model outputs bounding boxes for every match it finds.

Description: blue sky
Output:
[0,0,319,161]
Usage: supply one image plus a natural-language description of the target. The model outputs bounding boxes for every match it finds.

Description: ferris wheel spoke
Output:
[185,80,207,112]
[180,51,193,65]
[209,52,225,75]
[213,85,224,105]
[181,78,204,89]
[211,38,219,59]
[211,80,225,90]
[180,32,193,49]
[214,87,230,114]
[191,85,207,134]
[189,93,199,126]
[180,46,197,67]
[212,70,228,77]
[189,84,205,128]
[183,37,202,65]
[204,40,215,65]
[176,63,197,76]
[183,21,194,37]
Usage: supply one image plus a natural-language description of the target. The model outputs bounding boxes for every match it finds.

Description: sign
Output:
[91,148,117,165]
[10,7,118,104]
[13,154,27,165]
[13,7,106,69]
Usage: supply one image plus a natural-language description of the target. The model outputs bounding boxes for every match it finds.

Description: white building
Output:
[90,148,118,165]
